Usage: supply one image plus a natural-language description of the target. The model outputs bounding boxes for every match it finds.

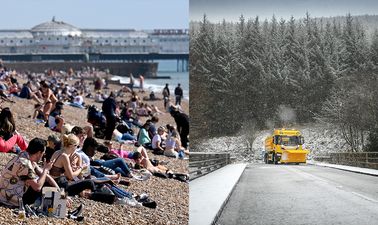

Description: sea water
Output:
[111,60,189,100]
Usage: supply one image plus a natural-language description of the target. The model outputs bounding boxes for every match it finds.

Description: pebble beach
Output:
[0,75,189,225]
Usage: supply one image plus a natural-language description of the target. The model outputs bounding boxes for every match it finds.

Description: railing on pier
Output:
[313,152,378,169]
[189,152,231,181]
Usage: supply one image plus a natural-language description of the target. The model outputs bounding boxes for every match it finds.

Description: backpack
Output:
[87,105,106,126]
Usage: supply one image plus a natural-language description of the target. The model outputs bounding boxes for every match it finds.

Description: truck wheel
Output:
[274,157,278,164]
[271,153,275,164]
[264,153,268,164]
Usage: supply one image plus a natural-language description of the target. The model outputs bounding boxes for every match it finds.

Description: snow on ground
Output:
[196,123,349,163]
[196,135,255,162]
[299,124,349,157]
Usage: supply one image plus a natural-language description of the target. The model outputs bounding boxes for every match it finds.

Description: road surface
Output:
[216,163,378,225]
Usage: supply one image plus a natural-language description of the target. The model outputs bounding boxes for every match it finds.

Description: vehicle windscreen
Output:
[278,136,300,146]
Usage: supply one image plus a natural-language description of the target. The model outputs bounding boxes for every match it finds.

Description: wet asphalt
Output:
[216,163,378,225]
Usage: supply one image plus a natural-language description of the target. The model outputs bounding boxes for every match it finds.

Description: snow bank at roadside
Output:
[196,124,348,163]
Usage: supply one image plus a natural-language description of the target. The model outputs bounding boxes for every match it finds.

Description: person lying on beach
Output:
[95,144,171,179]
[142,91,162,101]
[0,107,28,153]
[119,85,131,94]
[113,128,136,143]
[0,90,15,105]
[131,151,188,182]
[150,104,165,116]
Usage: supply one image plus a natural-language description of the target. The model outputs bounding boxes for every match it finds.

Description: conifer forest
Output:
[190,14,378,152]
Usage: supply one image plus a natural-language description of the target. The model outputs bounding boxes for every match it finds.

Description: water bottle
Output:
[60,188,66,199]
[18,198,26,220]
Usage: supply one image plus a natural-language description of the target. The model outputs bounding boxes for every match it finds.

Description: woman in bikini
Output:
[164,130,182,158]
[49,134,94,196]
[50,134,125,204]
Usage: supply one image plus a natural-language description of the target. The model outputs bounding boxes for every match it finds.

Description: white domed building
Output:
[28,18,83,54]
[31,18,82,37]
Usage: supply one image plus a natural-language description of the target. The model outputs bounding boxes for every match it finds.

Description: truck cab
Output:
[264,129,309,164]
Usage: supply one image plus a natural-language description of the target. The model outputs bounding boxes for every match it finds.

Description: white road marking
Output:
[282,165,378,204]
[351,192,378,204]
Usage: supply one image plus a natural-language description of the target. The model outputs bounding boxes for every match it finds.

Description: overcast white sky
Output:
[0,0,188,29]
[190,0,378,22]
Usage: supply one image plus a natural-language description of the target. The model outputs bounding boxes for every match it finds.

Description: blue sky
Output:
[190,0,378,22]
[0,0,188,29]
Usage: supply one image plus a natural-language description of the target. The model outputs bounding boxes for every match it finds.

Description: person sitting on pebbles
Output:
[151,126,167,155]
[47,101,64,132]
[81,137,133,178]
[49,134,96,196]
[137,121,152,149]
[76,137,126,184]
[0,107,28,153]
[0,138,72,208]
[39,81,58,121]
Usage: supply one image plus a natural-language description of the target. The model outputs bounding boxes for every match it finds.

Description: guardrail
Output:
[189,152,231,181]
[313,152,378,169]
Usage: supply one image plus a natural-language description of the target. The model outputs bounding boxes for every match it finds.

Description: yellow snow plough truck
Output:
[264,129,309,164]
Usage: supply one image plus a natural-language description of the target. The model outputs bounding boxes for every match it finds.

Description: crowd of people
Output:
[0,64,189,220]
